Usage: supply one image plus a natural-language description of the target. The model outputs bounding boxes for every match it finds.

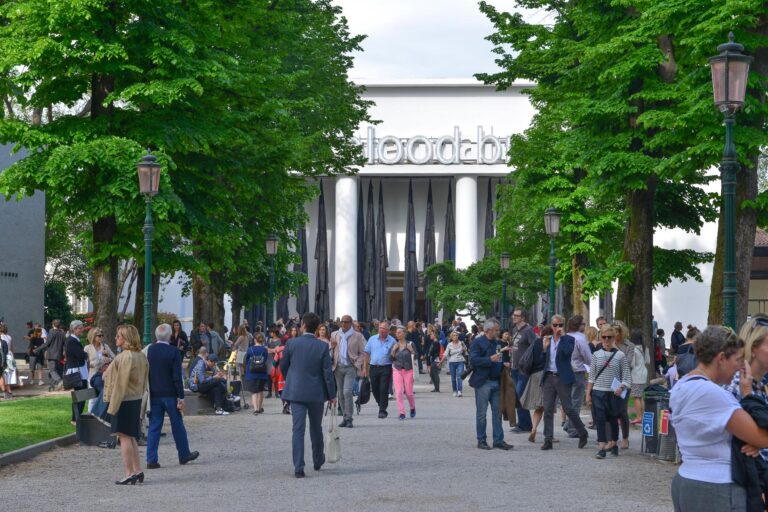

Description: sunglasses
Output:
[552,323,564,328]
[96,334,104,337]
[601,335,614,340]
[754,317,768,328]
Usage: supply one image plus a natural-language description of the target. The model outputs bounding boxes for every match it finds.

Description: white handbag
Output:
[325,404,341,463]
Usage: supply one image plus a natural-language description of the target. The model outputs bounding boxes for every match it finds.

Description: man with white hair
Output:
[146,323,199,468]
[469,318,513,451]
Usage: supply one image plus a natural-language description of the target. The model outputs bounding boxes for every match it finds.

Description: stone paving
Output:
[0,373,676,511]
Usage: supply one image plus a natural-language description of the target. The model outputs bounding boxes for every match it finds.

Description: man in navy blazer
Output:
[146,323,199,469]
[280,312,337,478]
[540,314,588,451]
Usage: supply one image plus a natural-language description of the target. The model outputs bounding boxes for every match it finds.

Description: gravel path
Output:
[0,373,676,511]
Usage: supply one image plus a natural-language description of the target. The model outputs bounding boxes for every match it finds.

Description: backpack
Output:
[518,343,536,376]
[248,348,267,373]
[676,344,697,377]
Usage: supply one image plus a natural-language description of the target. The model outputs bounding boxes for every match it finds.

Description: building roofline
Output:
[351,77,536,88]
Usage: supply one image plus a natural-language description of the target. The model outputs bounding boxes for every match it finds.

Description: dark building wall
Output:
[0,145,45,353]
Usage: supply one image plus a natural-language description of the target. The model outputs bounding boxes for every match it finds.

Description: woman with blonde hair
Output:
[612,320,633,449]
[84,327,115,380]
[104,324,149,485]
[585,326,599,353]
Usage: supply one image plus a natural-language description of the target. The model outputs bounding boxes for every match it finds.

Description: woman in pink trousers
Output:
[390,326,416,420]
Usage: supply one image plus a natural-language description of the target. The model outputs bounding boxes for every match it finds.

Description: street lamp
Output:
[500,252,510,330]
[137,152,161,346]
[265,233,278,326]
[544,207,561,324]
[709,32,752,329]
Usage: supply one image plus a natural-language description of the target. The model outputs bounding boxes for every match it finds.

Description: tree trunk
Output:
[134,266,162,341]
[615,176,656,369]
[192,273,226,333]
[230,286,242,330]
[571,254,590,323]
[93,216,119,351]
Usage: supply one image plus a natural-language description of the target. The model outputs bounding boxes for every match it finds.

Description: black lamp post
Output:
[265,233,278,327]
[137,152,161,346]
[709,32,752,330]
[500,252,510,330]
[544,207,561,324]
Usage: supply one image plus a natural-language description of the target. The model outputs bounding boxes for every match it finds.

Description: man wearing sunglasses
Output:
[540,314,589,450]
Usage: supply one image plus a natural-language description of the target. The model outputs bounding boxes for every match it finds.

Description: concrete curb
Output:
[0,433,77,467]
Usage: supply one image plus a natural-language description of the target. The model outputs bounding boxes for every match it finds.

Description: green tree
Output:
[425,257,546,324]
[44,281,73,328]
[478,0,766,349]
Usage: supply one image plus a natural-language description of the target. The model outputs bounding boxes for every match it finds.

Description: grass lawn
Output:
[0,396,75,454]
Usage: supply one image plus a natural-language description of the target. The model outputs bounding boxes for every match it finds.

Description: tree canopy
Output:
[0,0,370,340]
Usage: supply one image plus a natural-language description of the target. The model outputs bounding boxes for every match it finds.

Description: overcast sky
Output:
[333,0,544,79]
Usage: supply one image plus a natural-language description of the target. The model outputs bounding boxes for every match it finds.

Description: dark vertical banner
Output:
[423,180,436,323]
[296,222,309,317]
[375,180,388,320]
[357,181,366,322]
[364,181,376,322]
[276,295,289,323]
[403,180,418,322]
[483,178,494,257]
[443,179,455,262]
[314,181,330,321]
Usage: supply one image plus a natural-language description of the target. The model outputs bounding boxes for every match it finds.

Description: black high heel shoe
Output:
[115,474,138,485]
[133,472,144,483]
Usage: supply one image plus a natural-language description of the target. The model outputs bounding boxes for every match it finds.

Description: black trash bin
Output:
[642,386,669,455]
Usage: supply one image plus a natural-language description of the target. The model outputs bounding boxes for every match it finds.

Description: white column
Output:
[455,175,478,269]
[334,175,358,318]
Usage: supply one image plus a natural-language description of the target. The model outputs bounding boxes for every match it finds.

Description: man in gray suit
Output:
[280,312,337,478]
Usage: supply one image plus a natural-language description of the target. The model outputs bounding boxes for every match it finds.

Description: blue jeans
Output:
[511,369,532,431]
[474,379,503,444]
[147,396,191,464]
[449,362,464,392]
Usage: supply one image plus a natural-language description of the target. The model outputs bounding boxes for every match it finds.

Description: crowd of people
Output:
[10,308,768,509]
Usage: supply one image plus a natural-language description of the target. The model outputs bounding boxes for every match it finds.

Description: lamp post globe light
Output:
[266,233,278,326]
[544,207,561,324]
[137,152,161,346]
[709,32,752,330]
[500,252,510,330]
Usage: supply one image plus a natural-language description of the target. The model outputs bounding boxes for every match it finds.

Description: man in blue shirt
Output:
[469,318,513,451]
[364,320,396,418]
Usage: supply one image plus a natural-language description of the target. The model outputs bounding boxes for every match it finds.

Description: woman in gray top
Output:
[390,326,416,420]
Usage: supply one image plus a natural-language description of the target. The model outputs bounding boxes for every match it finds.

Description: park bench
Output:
[183,390,215,415]
[71,388,112,446]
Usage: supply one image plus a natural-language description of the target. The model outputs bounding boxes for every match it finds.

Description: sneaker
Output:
[378,411,388,419]
[38,380,44,386]
[399,414,405,421]
[410,408,416,418]
[215,409,230,416]
[611,445,619,457]
[595,450,607,459]
[457,391,462,397]
[452,392,457,397]
[388,394,393,399]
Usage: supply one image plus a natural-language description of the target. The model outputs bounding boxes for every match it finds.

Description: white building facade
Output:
[300,78,536,321]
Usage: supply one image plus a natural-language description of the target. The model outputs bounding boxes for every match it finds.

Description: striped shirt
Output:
[589,348,631,392]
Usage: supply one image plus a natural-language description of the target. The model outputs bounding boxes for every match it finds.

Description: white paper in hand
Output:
[611,377,628,399]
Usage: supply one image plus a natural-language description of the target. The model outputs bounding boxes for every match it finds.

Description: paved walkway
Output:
[0,373,676,511]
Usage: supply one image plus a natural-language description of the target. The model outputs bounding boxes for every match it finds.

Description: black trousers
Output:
[197,379,227,409]
[369,365,393,413]
[592,390,620,444]
[71,379,87,421]
[429,364,440,391]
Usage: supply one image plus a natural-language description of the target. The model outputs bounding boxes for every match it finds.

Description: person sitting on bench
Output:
[188,347,229,416]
